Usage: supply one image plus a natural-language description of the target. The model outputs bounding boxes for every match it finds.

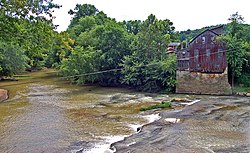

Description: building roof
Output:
[210,25,224,35]
[189,25,224,44]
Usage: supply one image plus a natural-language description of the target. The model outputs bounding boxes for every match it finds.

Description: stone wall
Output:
[176,68,232,95]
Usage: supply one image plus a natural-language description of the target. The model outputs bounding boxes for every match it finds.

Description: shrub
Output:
[140,101,172,111]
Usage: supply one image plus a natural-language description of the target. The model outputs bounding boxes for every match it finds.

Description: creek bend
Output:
[0,70,249,153]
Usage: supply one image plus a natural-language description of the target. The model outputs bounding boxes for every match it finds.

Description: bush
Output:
[140,101,172,111]
[237,73,250,87]
[0,42,28,77]
[122,54,176,92]
[59,46,100,84]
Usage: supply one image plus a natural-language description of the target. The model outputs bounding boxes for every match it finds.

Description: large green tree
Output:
[0,0,60,40]
[122,20,142,35]
[60,46,101,84]
[68,4,99,29]
[121,14,177,92]
[45,31,74,68]
[220,12,250,89]
[0,0,59,19]
[61,4,132,86]
[61,5,178,92]
[0,0,74,76]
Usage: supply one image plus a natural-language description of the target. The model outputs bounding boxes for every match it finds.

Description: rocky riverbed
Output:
[0,70,249,153]
[111,96,250,153]
[0,89,8,102]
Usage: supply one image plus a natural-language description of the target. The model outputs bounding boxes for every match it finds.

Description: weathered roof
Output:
[210,25,224,35]
[189,25,224,44]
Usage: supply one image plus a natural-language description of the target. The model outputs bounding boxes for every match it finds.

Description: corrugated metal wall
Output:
[188,31,227,73]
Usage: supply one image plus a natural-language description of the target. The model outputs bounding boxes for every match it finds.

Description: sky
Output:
[52,0,250,32]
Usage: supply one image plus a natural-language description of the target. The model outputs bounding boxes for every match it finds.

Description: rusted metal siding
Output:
[189,30,227,73]
[177,48,189,71]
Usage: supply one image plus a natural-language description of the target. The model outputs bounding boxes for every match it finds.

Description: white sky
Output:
[52,0,250,32]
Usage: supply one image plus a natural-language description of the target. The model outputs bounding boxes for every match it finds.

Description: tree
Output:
[60,46,101,84]
[122,53,176,92]
[121,14,177,92]
[95,21,132,85]
[67,16,97,40]
[0,0,62,76]
[63,7,178,92]
[228,12,244,38]
[220,12,249,91]
[68,4,99,28]
[0,42,28,78]
[45,31,74,68]
[71,20,132,85]
[63,5,132,86]
[0,0,60,20]
[0,0,60,40]
[122,20,142,35]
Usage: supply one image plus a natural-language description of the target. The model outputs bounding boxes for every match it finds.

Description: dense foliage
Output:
[60,4,178,92]
[219,13,250,88]
[121,14,177,92]
[0,42,27,76]
[0,0,73,78]
[62,7,132,86]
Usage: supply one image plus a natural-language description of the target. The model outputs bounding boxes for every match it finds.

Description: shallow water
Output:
[4,70,247,153]
[0,70,164,153]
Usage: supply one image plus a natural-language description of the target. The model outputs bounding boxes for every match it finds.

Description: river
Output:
[0,70,249,153]
[0,70,167,152]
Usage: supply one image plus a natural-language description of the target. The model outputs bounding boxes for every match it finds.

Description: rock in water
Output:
[0,89,8,102]
[247,92,250,97]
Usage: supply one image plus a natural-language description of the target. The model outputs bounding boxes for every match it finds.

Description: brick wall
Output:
[176,68,232,95]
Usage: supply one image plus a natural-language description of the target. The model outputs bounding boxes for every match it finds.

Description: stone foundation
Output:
[176,68,232,95]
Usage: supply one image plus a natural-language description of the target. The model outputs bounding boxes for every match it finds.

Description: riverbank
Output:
[111,96,250,153]
[0,89,8,102]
